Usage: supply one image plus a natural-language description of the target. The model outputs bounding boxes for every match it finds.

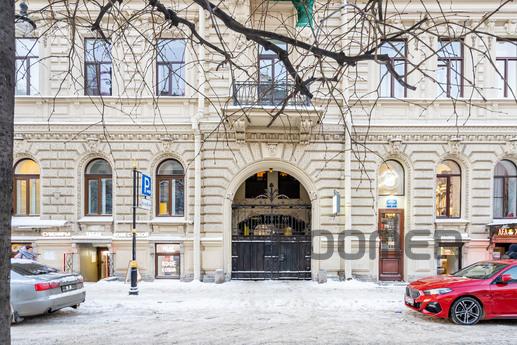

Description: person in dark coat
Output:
[503,243,517,259]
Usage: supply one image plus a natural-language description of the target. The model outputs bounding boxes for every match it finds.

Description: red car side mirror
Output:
[498,274,512,284]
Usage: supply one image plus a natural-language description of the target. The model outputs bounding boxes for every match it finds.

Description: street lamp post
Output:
[129,166,139,295]
[15,1,36,36]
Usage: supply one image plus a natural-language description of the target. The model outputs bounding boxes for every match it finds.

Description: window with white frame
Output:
[15,38,39,95]
[156,39,186,96]
[85,159,113,215]
[496,40,517,98]
[379,41,407,98]
[436,40,464,98]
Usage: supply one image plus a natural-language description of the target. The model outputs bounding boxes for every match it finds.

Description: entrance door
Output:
[96,247,110,281]
[379,209,404,281]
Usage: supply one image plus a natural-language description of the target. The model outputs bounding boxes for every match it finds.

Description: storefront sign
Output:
[41,231,71,237]
[113,232,149,239]
[496,227,516,236]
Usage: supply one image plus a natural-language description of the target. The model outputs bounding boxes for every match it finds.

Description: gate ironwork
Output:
[231,183,312,280]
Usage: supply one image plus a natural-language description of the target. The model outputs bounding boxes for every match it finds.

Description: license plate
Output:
[61,283,79,292]
[405,295,414,306]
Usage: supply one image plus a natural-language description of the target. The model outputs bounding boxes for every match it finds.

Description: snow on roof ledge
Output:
[11,217,70,229]
[487,219,517,226]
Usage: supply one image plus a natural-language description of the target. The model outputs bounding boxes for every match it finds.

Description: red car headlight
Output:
[423,288,453,296]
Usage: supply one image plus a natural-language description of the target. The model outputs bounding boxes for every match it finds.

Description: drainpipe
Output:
[193,6,205,281]
[342,0,353,280]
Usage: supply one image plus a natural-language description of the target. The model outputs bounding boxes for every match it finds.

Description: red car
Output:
[405,260,517,325]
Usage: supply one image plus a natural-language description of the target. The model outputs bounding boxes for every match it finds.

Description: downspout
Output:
[342,0,353,280]
[193,6,205,281]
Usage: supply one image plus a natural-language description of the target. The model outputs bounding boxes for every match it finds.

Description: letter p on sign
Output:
[141,174,152,197]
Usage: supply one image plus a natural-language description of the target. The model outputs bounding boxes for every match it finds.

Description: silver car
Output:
[10,259,86,323]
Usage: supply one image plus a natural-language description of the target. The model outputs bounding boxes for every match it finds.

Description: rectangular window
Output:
[157,39,186,96]
[245,172,268,199]
[379,41,406,98]
[437,40,463,98]
[496,40,517,98]
[15,38,39,95]
[278,172,300,199]
[258,42,288,105]
[84,39,112,96]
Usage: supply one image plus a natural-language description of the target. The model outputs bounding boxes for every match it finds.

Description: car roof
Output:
[10,258,38,264]
[481,259,516,265]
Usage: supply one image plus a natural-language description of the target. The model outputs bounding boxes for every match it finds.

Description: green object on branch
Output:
[278,0,314,28]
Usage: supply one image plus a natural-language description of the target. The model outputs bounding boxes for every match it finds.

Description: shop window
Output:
[13,159,40,216]
[156,159,184,216]
[278,172,300,199]
[245,172,268,199]
[493,160,517,218]
[437,39,463,98]
[437,244,462,275]
[379,40,407,98]
[157,39,186,96]
[378,160,405,196]
[84,38,112,96]
[85,159,112,215]
[155,244,180,278]
[15,38,39,95]
[435,160,461,218]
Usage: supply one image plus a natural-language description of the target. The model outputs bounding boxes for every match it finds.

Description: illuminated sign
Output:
[41,231,71,237]
[497,227,516,236]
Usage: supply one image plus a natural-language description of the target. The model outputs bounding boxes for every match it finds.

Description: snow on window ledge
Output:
[78,216,114,224]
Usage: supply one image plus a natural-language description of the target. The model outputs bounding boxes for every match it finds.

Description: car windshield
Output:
[11,262,59,276]
[452,262,508,279]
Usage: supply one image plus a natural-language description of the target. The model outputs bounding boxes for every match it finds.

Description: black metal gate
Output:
[231,206,312,280]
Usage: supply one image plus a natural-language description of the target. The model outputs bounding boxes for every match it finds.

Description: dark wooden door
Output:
[378,209,404,281]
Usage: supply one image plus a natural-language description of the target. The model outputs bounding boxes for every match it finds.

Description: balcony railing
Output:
[232,81,310,107]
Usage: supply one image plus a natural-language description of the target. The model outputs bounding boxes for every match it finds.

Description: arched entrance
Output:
[229,168,313,280]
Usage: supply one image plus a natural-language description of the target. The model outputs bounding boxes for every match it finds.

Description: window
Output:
[379,41,407,98]
[437,40,463,98]
[13,159,40,216]
[155,243,180,279]
[258,42,288,105]
[157,39,186,96]
[85,159,112,215]
[84,39,112,96]
[156,160,184,216]
[493,160,517,219]
[245,172,268,199]
[278,172,300,199]
[453,262,508,280]
[496,41,517,98]
[436,160,461,218]
[500,266,517,283]
[15,38,39,95]
[378,160,405,196]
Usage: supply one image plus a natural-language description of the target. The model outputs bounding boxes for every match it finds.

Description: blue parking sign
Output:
[141,173,152,197]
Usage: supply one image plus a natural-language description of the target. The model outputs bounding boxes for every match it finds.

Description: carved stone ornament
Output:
[233,119,246,143]
[161,136,173,152]
[300,119,312,144]
[13,134,29,153]
[447,137,463,156]
[503,137,517,155]
[86,136,100,152]
[387,137,403,155]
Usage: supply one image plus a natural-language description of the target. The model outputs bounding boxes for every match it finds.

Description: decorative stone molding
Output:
[300,119,313,144]
[309,191,318,201]
[503,137,517,155]
[13,134,29,153]
[233,119,246,143]
[387,137,403,154]
[86,136,101,152]
[161,136,174,153]
[446,137,463,155]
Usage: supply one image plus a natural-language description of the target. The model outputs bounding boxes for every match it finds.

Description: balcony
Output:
[232,82,310,108]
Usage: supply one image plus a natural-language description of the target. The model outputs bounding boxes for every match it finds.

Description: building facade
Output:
[10,0,517,282]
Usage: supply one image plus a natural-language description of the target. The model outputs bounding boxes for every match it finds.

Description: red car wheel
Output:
[450,297,483,325]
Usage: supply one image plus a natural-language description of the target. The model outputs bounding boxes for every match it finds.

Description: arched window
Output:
[436,160,461,218]
[85,159,112,215]
[156,159,184,216]
[14,159,40,215]
[378,160,405,196]
[493,160,517,218]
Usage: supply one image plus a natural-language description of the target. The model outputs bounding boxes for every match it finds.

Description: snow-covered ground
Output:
[11,280,515,345]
